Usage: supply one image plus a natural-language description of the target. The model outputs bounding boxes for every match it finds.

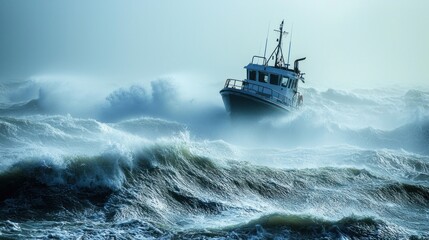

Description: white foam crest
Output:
[0,140,139,191]
[0,115,150,170]
[1,76,428,155]
[237,144,429,183]
[111,117,187,139]
[69,144,135,190]
[300,87,420,130]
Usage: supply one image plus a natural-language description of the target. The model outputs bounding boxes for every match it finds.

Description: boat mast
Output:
[268,20,287,68]
[274,20,284,67]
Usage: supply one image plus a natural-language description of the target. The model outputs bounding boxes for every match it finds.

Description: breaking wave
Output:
[1,79,428,151]
[1,126,429,237]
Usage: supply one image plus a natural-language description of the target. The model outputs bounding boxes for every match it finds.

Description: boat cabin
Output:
[245,63,300,93]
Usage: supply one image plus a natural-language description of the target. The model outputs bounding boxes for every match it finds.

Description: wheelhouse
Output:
[245,63,300,92]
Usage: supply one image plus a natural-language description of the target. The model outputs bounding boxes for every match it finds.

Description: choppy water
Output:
[0,79,428,239]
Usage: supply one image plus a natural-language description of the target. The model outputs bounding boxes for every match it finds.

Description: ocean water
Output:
[0,79,428,239]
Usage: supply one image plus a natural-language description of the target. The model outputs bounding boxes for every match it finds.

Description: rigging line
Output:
[287,24,294,67]
[263,23,270,65]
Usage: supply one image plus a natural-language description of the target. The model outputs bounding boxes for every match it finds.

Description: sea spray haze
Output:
[1,0,429,239]
[0,77,429,239]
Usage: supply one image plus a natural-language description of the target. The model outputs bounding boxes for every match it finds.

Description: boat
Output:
[220,20,306,120]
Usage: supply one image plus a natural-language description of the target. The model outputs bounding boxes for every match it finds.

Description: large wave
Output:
[1,130,428,238]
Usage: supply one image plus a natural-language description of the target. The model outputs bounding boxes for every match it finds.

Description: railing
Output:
[251,56,267,65]
[223,79,302,108]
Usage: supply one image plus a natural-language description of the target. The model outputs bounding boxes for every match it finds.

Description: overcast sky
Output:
[1,0,428,90]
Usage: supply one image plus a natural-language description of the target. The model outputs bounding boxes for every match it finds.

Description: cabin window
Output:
[258,72,268,83]
[270,74,280,85]
[286,79,292,88]
[293,80,298,89]
[281,77,289,87]
[248,70,256,81]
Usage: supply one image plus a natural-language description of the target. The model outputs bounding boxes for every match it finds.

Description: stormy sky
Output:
[1,0,428,90]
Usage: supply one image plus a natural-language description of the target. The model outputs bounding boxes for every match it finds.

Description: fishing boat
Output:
[220,20,306,120]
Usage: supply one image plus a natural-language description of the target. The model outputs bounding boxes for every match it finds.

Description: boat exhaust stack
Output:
[294,57,306,74]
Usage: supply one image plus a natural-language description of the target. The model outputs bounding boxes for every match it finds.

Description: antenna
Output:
[287,24,293,67]
[263,23,270,65]
[274,20,284,67]
[267,20,288,68]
